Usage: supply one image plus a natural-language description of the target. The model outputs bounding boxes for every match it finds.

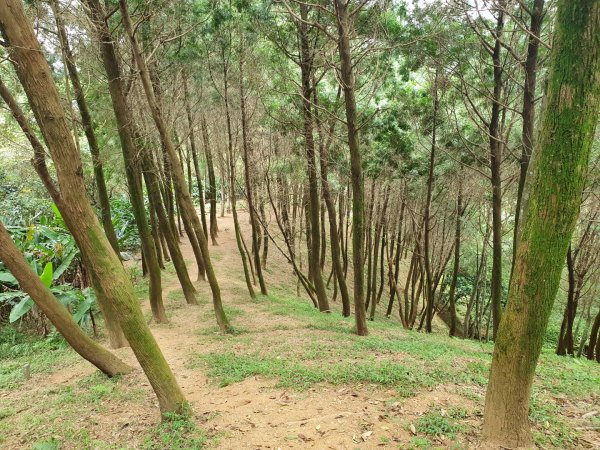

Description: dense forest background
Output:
[0,0,599,448]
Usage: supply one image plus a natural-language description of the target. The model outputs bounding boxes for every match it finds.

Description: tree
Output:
[482,1,600,445]
[334,0,368,336]
[0,0,188,415]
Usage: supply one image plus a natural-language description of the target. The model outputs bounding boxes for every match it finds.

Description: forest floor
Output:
[0,211,599,449]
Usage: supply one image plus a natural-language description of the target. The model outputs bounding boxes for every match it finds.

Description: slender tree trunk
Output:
[335,0,367,334]
[184,77,209,240]
[201,116,219,243]
[239,44,268,296]
[587,308,600,361]
[483,3,600,445]
[424,70,438,333]
[512,0,545,277]
[448,179,463,337]
[489,5,506,339]
[297,5,328,311]
[1,0,188,414]
[83,0,166,324]
[141,145,198,305]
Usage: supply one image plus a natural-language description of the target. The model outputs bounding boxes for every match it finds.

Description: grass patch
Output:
[141,412,209,449]
[415,408,465,439]
[199,351,436,395]
[0,327,75,391]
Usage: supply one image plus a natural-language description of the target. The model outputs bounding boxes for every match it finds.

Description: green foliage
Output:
[109,196,140,251]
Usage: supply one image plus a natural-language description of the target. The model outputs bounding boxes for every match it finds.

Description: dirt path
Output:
[140,212,442,449]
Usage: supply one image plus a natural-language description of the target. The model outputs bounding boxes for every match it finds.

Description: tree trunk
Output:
[489,4,506,340]
[512,0,545,277]
[201,116,219,244]
[587,308,600,361]
[297,5,328,311]
[424,70,438,333]
[448,179,463,337]
[334,0,367,335]
[141,145,198,305]
[239,43,268,296]
[1,0,188,415]
[483,3,600,445]
[83,0,166,324]
[184,77,209,241]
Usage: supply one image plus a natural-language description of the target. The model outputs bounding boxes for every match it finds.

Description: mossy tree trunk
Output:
[0,0,187,415]
[0,75,128,350]
[482,2,600,446]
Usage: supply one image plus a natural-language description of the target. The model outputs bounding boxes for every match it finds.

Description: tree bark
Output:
[483,2,600,445]
[512,0,545,277]
[50,0,120,257]
[83,0,166,324]
[201,116,219,244]
[118,0,230,332]
[489,4,506,340]
[239,43,268,296]
[448,179,463,337]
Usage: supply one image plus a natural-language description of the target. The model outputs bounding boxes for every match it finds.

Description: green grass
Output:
[199,351,437,395]
[141,413,207,450]
[0,327,76,390]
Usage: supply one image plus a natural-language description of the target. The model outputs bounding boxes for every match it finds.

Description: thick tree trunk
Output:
[118,0,230,331]
[0,63,127,351]
[483,3,600,445]
[334,0,367,335]
[0,222,131,376]
[1,0,188,415]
